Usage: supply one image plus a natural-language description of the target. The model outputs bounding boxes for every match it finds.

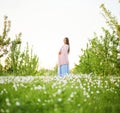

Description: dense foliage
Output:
[73,4,120,76]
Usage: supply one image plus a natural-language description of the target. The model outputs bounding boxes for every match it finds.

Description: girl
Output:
[58,37,70,77]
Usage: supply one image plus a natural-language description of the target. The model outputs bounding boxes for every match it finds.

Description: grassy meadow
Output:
[0,75,120,113]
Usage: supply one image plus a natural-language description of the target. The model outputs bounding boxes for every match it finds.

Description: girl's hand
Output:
[58,51,61,55]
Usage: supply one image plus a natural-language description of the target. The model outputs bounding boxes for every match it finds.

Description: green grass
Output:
[0,75,120,113]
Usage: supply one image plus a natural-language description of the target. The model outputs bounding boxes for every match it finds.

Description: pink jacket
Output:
[58,44,69,66]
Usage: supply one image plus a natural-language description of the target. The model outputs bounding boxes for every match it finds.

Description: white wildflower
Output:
[77,104,81,107]
[104,85,108,88]
[91,91,94,94]
[34,85,43,90]
[42,103,46,106]
[115,82,119,87]
[70,92,74,98]
[87,94,90,98]
[5,98,9,102]
[6,109,9,113]
[53,93,56,97]
[57,98,62,102]
[67,97,71,101]
[1,109,4,113]
[16,101,20,106]
[96,90,100,94]
[75,86,79,89]
[44,91,47,94]
[6,102,11,106]
[52,83,57,89]
[13,83,17,91]
[57,89,62,95]
[71,85,74,88]
[5,98,11,106]
[3,88,8,93]
[79,84,83,89]
[37,99,41,102]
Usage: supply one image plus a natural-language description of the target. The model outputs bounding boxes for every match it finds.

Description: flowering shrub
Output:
[0,75,120,113]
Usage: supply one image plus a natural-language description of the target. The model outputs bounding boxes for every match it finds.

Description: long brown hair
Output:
[64,37,70,53]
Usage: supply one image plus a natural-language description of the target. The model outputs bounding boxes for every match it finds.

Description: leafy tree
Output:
[100,4,120,74]
[0,16,11,58]
[0,16,39,75]
[73,4,120,76]
[0,16,21,74]
[100,4,120,38]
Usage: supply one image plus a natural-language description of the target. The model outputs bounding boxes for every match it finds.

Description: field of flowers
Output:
[0,75,120,113]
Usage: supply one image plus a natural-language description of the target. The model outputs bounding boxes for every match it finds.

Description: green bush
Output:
[5,42,39,75]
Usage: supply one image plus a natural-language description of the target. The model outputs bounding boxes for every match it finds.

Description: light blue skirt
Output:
[58,64,69,77]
